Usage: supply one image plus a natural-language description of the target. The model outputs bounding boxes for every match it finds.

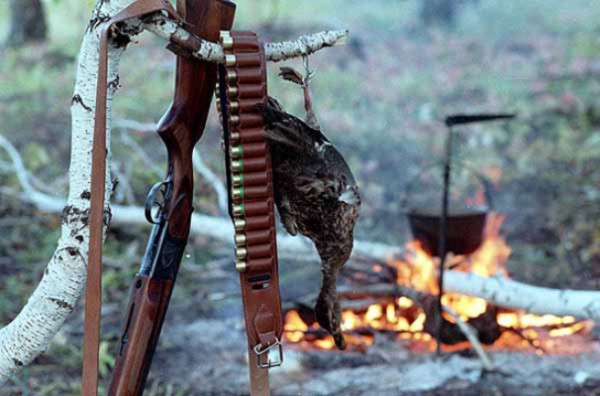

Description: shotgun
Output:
[107,1,235,394]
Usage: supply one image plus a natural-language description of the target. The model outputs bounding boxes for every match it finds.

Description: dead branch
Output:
[143,15,348,63]
[192,149,228,216]
[113,118,158,132]
[114,119,228,215]
[117,130,163,178]
[443,305,494,370]
[4,132,600,325]
[5,152,600,326]
[0,148,391,263]
[445,271,600,322]
[111,161,137,204]
[0,134,60,212]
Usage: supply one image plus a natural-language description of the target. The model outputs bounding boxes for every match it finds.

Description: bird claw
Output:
[278,66,304,87]
[283,218,299,236]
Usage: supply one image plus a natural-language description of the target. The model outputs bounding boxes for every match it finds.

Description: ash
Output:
[149,318,600,396]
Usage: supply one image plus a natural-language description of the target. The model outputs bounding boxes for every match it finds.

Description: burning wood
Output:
[283,213,595,354]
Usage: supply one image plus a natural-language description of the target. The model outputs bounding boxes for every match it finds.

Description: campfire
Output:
[284,213,594,353]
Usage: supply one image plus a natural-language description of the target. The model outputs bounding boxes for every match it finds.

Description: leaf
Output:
[98,341,115,378]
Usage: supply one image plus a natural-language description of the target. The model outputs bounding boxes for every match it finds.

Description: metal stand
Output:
[436,124,453,357]
[434,113,515,356]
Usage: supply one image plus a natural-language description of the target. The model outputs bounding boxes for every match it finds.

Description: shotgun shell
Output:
[221,34,233,50]
[232,187,244,200]
[229,101,239,113]
[235,260,247,273]
[227,70,237,83]
[231,131,240,142]
[234,218,246,231]
[236,247,247,260]
[235,233,247,246]
[227,86,239,97]
[225,54,236,67]
[231,160,243,173]
[232,174,243,187]
[233,204,245,217]
[231,145,243,159]
[229,115,240,125]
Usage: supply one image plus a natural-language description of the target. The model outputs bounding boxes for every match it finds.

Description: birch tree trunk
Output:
[0,0,135,383]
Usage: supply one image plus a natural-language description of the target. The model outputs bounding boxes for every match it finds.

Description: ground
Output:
[0,0,600,394]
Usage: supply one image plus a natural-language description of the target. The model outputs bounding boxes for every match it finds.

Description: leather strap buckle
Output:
[253,338,283,368]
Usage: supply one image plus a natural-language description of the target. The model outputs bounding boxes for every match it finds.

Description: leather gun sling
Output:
[83,1,180,394]
[216,32,283,396]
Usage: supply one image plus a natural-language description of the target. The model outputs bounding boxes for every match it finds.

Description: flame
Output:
[283,213,592,352]
[284,311,308,343]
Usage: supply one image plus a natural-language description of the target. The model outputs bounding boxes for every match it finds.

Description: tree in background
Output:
[419,0,458,27]
[419,0,481,27]
[7,0,47,47]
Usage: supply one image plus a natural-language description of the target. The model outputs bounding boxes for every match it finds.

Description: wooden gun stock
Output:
[108,274,176,395]
[108,1,235,394]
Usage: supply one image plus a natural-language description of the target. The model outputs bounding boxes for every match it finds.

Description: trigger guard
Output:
[144,181,167,224]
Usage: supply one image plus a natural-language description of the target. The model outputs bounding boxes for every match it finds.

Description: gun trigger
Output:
[166,42,192,59]
[180,20,194,30]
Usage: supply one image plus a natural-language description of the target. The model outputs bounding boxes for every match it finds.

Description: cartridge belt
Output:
[216,31,283,372]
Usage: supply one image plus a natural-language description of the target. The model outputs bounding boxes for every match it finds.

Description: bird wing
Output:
[259,98,360,204]
[258,98,329,154]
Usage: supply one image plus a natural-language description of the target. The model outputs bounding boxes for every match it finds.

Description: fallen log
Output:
[445,271,600,322]
[338,275,600,324]
[6,184,403,263]
[10,185,600,323]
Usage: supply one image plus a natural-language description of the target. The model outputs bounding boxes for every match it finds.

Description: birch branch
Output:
[5,155,600,326]
[5,137,599,326]
[0,128,399,264]
[0,175,395,264]
[143,16,348,63]
[445,271,600,322]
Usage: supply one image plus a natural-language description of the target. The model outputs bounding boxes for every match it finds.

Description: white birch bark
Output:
[0,0,137,383]
[144,17,349,63]
[445,271,600,321]
[6,178,600,324]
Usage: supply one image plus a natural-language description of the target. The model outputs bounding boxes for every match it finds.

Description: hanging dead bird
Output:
[257,58,361,350]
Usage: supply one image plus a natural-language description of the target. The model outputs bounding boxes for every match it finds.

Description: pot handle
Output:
[400,160,495,212]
